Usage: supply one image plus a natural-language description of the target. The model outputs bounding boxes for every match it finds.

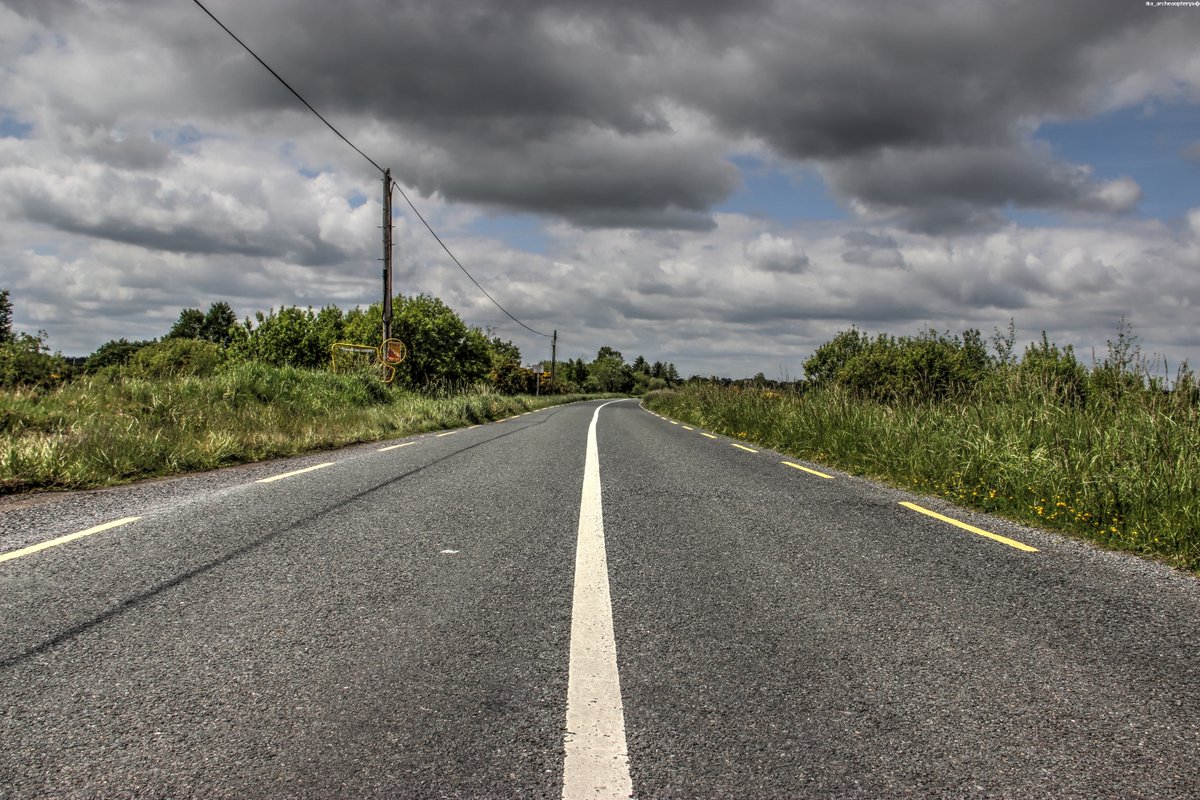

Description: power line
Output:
[191,0,384,175]
[390,180,551,337]
[190,0,552,339]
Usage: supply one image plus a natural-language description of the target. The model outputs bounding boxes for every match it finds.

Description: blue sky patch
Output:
[467,213,551,254]
[717,155,846,223]
[0,112,33,139]
[1034,103,1200,221]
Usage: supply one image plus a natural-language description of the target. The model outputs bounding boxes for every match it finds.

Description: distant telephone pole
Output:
[551,329,557,389]
[382,168,393,342]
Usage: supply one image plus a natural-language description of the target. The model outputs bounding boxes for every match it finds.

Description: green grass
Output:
[0,361,602,494]
[645,382,1200,571]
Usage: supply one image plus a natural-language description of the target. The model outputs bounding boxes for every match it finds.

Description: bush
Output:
[128,338,223,379]
[828,329,991,404]
[0,332,67,388]
[1017,334,1088,406]
[84,338,155,373]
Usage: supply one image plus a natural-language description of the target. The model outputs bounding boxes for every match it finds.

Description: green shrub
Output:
[128,339,223,379]
[0,332,67,388]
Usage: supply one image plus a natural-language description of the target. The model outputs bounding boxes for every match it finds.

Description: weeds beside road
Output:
[645,382,1200,571]
[1,361,600,495]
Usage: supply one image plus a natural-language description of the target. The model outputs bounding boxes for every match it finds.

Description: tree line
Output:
[0,289,680,396]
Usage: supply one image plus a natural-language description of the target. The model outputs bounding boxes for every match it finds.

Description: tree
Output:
[311,305,346,363]
[200,302,238,346]
[803,327,869,386]
[596,346,624,364]
[391,294,491,389]
[85,338,155,373]
[166,308,205,340]
[587,351,634,393]
[0,289,13,344]
[0,330,66,388]
[632,355,649,374]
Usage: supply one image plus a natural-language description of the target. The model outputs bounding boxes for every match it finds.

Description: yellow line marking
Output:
[682,426,694,431]
[700,433,718,439]
[378,442,416,452]
[781,461,834,479]
[900,502,1039,552]
[256,462,335,483]
[670,421,680,426]
[0,517,142,564]
[436,431,456,437]
[731,443,758,453]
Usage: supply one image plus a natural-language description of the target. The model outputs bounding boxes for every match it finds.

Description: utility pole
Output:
[382,168,393,343]
[551,329,557,390]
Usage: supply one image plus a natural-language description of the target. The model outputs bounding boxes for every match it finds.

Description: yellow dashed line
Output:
[900,502,1038,552]
[700,433,718,440]
[682,426,694,431]
[781,461,834,479]
[436,431,456,437]
[0,517,142,564]
[257,462,336,483]
[378,442,416,452]
[731,443,758,453]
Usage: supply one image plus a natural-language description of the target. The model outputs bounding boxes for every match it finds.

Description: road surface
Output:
[1,398,1198,798]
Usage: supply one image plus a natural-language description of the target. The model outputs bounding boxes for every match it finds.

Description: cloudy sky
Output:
[2,0,1200,378]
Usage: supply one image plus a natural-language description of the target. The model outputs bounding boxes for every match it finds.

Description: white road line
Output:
[563,401,632,800]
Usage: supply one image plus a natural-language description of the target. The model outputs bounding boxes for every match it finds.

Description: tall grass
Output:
[0,361,597,494]
[645,382,1200,571]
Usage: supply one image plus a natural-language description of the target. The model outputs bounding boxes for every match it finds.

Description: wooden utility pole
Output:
[551,329,557,390]
[382,169,393,342]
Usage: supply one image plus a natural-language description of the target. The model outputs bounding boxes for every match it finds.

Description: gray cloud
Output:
[3,0,1200,380]
[9,0,1190,234]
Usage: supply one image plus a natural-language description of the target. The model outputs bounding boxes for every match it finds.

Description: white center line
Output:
[563,401,632,799]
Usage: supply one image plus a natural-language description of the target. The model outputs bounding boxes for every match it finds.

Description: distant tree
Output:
[587,351,634,393]
[166,308,205,340]
[392,294,490,389]
[341,304,383,349]
[0,289,13,344]
[200,301,237,346]
[486,335,525,394]
[631,355,649,374]
[596,346,624,364]
[488,335,522,368]
[803,327,869,386]
[235,306,324,369]
[0,330,66,388]
[651,360,665,379]
[84,338,155,373]
[565,357,588,386]
[311,305,346,363]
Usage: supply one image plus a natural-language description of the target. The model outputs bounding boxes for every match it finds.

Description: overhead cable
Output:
[191,0,552,338]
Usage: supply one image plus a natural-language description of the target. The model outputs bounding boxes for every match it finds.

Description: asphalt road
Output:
[1,398,1198,798]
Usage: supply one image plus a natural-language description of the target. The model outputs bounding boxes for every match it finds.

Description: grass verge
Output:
[645,383,1200,571]
[1,361,606,494]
